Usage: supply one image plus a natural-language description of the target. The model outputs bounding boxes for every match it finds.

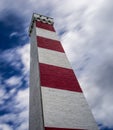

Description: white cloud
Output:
[9,32,18,38]
[16,110,29,130]
[0,43,29,76]
[0,88,29,130]
[0,114,17,124]
[0,45,29,129]
[17,44,30,75]
[0,48,22,69]
[16,88,29,109]
[0,124,13,130]
[15,88,29,130]
[0,88,6,105]
[0,87,5,98]
[5,76,21,86]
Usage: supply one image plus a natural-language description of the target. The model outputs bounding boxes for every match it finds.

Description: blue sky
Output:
[0,0,113,130]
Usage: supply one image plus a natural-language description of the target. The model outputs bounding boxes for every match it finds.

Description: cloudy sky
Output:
[0,0,113,130]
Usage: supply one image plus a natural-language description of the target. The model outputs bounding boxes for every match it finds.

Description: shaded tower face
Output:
[29,13,99,130]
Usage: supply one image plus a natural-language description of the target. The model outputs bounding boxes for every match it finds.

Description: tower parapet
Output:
[29,13,54,36]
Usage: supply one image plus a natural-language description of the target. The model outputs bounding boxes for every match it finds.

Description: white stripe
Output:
[36,27,59,40]
[41,87,99,130]
[38,47,71,69]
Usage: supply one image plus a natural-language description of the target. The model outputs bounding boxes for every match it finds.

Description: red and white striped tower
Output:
[29,13,99,130]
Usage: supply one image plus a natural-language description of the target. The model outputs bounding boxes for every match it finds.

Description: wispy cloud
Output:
[0,88,29,130]
[0,44,29,130]
[9,32,18,38]
[17,44,30,74]
[0,124,13,130]
[5,76,21,86]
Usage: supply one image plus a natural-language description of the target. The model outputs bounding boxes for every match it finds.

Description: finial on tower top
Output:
[29,13,54,36]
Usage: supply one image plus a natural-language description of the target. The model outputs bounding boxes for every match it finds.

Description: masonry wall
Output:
[36,20,99,130]
[29,23,44,130]
[29,14,99,130]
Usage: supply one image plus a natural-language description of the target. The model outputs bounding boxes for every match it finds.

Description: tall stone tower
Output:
[29,13,99,130]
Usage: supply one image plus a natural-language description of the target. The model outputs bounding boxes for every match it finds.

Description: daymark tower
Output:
[29,13,99,130]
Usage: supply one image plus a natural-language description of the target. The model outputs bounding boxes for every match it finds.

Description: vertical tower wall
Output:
[29,13,99,130]
[29,22,44,130]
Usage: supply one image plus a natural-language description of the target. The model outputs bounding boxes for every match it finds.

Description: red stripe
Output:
[45,127,86,130]
[37,36,65,52]
[36,21,55,32]
[39,63,82,92]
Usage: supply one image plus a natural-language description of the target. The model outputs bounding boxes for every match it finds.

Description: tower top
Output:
[29,13,54,36]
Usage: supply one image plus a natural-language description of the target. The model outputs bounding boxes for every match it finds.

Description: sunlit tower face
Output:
[29,13,99,130]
